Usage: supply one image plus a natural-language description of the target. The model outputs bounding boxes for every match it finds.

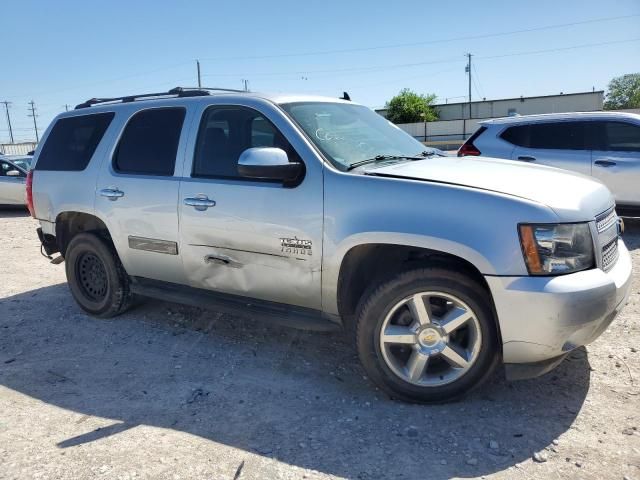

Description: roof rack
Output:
[74,86,247,109]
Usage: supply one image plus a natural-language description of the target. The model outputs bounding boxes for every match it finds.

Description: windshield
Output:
[281,102,436,170]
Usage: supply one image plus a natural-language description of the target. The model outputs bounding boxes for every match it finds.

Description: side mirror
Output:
[238,147,302,182]
[6,170,22,177]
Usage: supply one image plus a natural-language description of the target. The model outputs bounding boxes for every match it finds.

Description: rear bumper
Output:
[486,239,632,378]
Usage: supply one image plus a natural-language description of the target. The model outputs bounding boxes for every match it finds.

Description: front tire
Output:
[356,267,499,403]
[65,233,132,318]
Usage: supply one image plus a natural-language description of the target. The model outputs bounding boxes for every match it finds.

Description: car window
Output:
[192,106,299,179]
[527,121,587,150]
[593,121,640,152]
[0,161,24,177]
[113,108,185,176]
[36,112,114,171]
[500,125,529,147]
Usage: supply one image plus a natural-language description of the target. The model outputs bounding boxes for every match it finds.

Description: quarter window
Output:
[36,112,114,171]
[113,108,185,176]
[193,106,300,179]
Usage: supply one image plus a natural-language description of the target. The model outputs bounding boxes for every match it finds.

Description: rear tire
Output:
[356,267,499,403]
[65,233,133,318]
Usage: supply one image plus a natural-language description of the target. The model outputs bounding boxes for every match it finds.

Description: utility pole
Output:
[1,101,14,143]
[196,60,202,88]
[28,100,39,143]
[465,53,473,119]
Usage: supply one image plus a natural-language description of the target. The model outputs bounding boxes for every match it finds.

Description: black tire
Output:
[356,267,499,403]
[65,232,133,318]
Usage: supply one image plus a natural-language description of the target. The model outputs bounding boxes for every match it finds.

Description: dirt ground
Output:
[1,209,639,480]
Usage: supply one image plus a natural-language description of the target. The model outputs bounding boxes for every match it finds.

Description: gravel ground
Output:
[0,209,639,480]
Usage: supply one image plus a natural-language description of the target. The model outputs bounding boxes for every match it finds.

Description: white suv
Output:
[459,112,640,216]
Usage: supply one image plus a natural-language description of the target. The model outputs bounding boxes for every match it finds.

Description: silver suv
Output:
[29,88,632,403]
[459,112,640,216]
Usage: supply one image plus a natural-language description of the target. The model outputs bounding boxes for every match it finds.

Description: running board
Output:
[129,277,342,332]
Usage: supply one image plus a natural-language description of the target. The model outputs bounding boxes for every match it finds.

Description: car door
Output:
[0,160,26,204]
[178,100,324,310]
[509,121,591,175]
[590,119,640,207]
[95,105,192,284]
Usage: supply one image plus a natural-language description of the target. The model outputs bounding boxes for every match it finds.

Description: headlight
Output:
[518,223,594,275]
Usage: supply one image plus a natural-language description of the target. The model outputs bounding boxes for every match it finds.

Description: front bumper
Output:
[485,239,632,379]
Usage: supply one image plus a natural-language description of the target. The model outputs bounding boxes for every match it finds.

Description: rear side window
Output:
[501,122,587,150]
[36,113,114,171]
[113,108,185,176]
[528,122,586,150]
[592,121,640,152]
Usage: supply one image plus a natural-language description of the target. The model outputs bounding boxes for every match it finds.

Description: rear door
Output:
[0,160,26,204]
[178,100,324,309]
[590,120,640,206]
[95,106,191,284]
[508,121,591,175]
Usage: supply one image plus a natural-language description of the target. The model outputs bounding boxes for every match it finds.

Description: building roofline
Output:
[433,90,604,108]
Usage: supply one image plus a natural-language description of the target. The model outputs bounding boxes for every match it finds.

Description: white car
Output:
[459,112,640,216]
[0,157,29,205]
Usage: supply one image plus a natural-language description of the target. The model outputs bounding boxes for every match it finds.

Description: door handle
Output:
[595,160,617,167]
[517,155,536,162]
[184,195,216,211]
[99,188,125,200]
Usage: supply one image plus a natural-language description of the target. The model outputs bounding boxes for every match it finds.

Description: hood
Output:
[366,156,614,220]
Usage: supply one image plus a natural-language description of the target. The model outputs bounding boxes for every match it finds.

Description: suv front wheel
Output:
[356,267,499,403]
[65,233,132,318]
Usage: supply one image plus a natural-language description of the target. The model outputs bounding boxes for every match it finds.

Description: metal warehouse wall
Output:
[436,91,604,120]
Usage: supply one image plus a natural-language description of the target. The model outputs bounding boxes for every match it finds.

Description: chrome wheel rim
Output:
[379,291,482,387]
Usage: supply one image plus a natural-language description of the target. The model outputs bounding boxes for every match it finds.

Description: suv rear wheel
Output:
[65,233,132,318]
[356,267,499,403]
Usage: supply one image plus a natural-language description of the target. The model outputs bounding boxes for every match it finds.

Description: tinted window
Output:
[528,122,586,150]
[0,160,24,176]
[593,121,640,152]
[114,108,185,176]
[36,113,114,171]
[193,106,299,179]
[500,125,529,147]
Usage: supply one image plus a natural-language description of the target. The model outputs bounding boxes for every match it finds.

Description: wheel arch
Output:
[333,241,502,349]
[55,211,112,256]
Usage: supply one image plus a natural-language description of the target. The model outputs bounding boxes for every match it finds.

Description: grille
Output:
[596,207,617,233]
[601,237,619,272]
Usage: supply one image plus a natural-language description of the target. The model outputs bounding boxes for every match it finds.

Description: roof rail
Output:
[74,86,246,109]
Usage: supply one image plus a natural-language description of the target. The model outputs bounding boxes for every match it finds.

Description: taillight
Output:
[458,126,486,157]
[26,170,35,217]
[458,141,481,157]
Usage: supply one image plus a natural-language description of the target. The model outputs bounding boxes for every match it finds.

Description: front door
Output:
[590,120,640,207]
[0,160,26,205]
[178,101,323,310]
[95,106,191,284]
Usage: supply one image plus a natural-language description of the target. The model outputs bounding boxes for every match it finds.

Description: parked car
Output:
[28,88,631,403]
[459,112,640,216]
[0,157,28,205]
[4,155,33,171]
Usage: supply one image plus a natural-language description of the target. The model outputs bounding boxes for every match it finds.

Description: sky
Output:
[1,0,639,142]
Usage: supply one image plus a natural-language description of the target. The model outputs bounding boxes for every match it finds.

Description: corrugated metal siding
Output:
[0,142,37,155]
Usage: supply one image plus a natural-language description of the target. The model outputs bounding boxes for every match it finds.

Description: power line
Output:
[198,14,640,61]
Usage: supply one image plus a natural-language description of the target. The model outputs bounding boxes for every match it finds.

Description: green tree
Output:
[604,73,640,110]
[385,88,438,124]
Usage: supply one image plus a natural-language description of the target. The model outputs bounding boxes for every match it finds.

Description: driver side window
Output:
[192,106,300,179]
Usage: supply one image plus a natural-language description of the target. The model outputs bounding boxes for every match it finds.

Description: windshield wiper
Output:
[347,154,423,171]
